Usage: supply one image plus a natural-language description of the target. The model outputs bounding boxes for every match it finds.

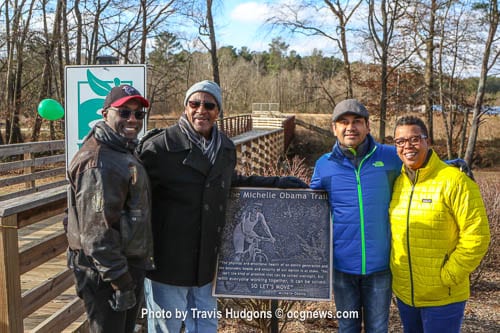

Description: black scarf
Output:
[178,114,222,165]
[90,121,138,152]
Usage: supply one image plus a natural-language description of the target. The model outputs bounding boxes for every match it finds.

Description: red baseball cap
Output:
[103,85,149,109]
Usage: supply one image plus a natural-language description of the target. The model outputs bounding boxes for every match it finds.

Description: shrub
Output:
[471,177,499,287]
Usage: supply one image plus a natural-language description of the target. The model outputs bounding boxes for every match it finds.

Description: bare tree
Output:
[186,0,223,123]
[65,0,179,65]
[435,0,472,159]
[367,0,408,141]
[31,0,64,141]
[407,0,441,143]
[465,0,500,166]
[424,0,438,143]
[266,0,363,99]
[4,0,37,143]
[72,0,82,64]
[205,0,220,85]
[400,0,449,143]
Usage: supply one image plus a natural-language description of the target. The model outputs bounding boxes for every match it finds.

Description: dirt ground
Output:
[218,236,499,332]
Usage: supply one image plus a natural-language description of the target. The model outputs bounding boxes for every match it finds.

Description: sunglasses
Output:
[110,108,146,120]
[188,100,217,111]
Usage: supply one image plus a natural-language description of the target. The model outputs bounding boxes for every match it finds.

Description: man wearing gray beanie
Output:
[138,80,308,333]
[183,80,223,117]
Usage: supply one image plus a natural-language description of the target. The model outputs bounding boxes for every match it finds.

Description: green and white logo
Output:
[65,64,147,167]
[77,69,132,139]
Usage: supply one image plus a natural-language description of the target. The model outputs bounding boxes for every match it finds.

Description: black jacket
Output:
[138,124,298,286]
[139,124,237,286]
[66,122,154,285]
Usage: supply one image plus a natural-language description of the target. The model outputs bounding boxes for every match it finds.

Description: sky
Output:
[216,0,275,52]
[211,0,335,56]
[209,1,487,77]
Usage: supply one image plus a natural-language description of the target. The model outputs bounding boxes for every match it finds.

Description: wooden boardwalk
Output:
[18,214,86,332]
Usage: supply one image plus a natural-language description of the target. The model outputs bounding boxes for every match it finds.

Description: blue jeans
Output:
[333,269,392,333]
[144,278,218,333]
[396,298,466,333]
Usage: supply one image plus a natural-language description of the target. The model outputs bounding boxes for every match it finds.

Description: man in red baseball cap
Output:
[66,84,154,332]
[99,85,149,141]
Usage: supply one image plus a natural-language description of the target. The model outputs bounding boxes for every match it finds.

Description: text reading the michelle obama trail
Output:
[214,188,332,300]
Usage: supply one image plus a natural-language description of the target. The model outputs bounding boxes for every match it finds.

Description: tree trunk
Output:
[207,0,220,85]
[424,0,436,144]
[140,0,147,64]
[206,0,223,128]
[458,109,468,158]
[7,0,36,143]
[32,0,61,141]
[340,27,353,99]
[464,0,499,166]
[74,0,82,64]
[379,59,388,142]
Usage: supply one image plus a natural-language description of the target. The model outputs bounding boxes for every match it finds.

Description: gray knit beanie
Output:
[184,80,223,114]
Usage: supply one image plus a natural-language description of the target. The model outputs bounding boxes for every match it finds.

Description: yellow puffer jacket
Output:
[389,150,490,307]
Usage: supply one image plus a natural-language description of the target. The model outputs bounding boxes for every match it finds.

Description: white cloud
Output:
[231,2,271,24]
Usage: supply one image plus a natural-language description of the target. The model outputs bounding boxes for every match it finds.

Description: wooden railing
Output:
[252,114,295,151]
[0,115,256,202]
[233,129,284,175]
[217,114,252,137]
[148,114,252,138]
[0,186,86,333]
[0,141,67,201]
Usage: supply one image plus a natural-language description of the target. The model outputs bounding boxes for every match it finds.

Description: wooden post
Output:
[24,151,35,190]
[270,299,279,333]
[0,214,23,333]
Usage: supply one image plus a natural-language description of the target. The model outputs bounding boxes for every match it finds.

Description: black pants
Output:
[69,250,146,333]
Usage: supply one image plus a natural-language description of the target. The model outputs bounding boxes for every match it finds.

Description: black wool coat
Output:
[138,124,237,286]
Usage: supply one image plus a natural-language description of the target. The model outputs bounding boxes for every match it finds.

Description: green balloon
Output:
[38,98,64,120]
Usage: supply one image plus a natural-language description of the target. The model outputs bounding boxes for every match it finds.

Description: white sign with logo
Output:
[64,65,147,167]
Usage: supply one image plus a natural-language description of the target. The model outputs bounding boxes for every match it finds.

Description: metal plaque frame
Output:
[213,188,332,301]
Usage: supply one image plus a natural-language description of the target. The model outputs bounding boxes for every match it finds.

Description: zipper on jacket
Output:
[406,171,418,306]
[354,146,377,275]
[442,254,451,296]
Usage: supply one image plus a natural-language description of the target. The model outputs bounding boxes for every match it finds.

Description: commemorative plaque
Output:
[213,188,332,300]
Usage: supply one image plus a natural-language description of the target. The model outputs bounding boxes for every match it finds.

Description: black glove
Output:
[445,158,475,181]
[276,176,309,188]
[108,288,136,312]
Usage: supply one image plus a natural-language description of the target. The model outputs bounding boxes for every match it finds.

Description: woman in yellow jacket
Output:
[389,116,490,333]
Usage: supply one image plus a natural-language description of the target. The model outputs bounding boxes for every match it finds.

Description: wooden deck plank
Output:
[17,214,87,332]
[29,296,85,333]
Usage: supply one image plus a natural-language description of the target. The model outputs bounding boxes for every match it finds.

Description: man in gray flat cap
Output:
[138,80,307,333]
[310,99,402,333]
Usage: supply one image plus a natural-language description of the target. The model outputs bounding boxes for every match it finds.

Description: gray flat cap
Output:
[332,99,369,122]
